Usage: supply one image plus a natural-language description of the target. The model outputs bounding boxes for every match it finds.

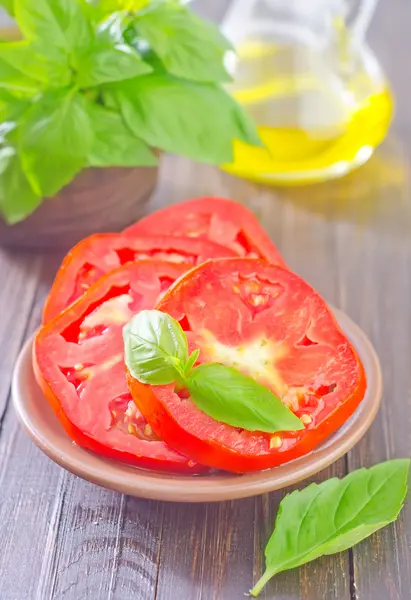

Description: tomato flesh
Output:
[124,197,286,266]
[127,259,366,473]
[34,261,204,473]
[43,233,236,323]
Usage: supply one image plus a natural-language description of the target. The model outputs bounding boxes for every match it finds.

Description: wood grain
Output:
[156,498,255,600]
[1,1,411,599]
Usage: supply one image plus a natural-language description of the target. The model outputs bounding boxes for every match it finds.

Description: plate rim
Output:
[12,307,382,502]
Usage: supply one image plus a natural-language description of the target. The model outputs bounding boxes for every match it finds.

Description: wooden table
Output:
[1,1,411,599]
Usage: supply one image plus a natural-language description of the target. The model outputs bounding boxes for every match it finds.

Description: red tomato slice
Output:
[43,232,235,323]
[124,197,285,266]
[34,261,204,474]
[127,258,366,473]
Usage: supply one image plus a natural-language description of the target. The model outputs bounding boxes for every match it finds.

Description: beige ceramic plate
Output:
[13,309,382,502]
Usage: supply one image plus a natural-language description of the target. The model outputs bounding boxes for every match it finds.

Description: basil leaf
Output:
[19,89,92,197]
[86,102,157,167]
[0,55,39,93]
[186,363,304,433]
[0,0,14,17]
[77,39,151,87]
[0,90,30,121]
[124,310,189,385]
[15,0,92,55]
[136,4,231,83]
[0,146,42,224]
[184,348,200,377]
[114,74,260,164]
[251,459,410,597]
[0,41,71,86]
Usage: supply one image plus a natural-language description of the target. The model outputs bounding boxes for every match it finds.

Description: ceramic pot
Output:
[0,165,159,250]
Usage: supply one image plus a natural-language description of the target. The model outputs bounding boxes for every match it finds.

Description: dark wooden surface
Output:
[1,1,411,599]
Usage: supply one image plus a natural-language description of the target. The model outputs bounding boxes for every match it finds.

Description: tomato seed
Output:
[300,414,313,425]
[270,436,282,449]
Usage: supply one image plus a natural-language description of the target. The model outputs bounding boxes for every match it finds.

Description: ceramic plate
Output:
[12,308,382,502]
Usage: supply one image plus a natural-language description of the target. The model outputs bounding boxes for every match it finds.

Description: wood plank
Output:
[0,253,66,600]
[156,498,255,600]
[250,176,350,600]
[1,1,411,599]
[36,481,162,600]
[339,1,411,598]
[333,155,411,599]
[0,254,163,600]
[0,250,41,417]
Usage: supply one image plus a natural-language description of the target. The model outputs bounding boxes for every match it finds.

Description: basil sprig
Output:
[251,459,410,596]
[0,0,260,225]
[123,310,304,434]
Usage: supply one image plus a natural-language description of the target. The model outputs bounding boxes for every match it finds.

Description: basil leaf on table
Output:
[15,0,92,56]
[0,146,42,224]
[251,459,410,597]
[86,102,157,167]
[19,89,92,197]
[124,310,189,385]
[113,74,261,164]
[186,363,304,433]
[136,3,232,83]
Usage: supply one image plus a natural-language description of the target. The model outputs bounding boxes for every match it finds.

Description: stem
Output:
[168,357,188,389]
[249,569,276,598]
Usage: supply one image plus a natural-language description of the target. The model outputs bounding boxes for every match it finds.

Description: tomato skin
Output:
[35,261,205,474]
[43,232,235,323]
[124,196,286,266]
[127,258,367,473]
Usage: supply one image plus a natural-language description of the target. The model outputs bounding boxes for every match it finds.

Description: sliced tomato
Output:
[127,258,366,473]
[124,197,286,266]
[43,233,235,323]
[34,261,204,474]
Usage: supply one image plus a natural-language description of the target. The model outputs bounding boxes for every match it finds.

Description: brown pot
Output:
[0,166,159,250]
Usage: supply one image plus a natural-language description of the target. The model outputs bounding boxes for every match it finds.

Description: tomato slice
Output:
[124,197,286,266]
[43,232,236,323]
[34,261,204,474]
[127,258,366,473]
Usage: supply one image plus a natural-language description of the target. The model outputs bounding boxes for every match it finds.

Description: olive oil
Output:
[223,41,393,185]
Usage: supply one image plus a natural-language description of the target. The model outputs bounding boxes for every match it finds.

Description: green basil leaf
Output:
[136,4,231,83]
[0,40,71,86]
[15,0,93,55]
[124,309,189,385]
[251,459,410,597]
[0,89,31,121]
[86,102,157,166]
[184,348,200,377]
[114,74,260,164]
[0,146,42,224]
[0,54,39,93]
[19,89,92,197]
[0,0,14,17]
[77,40,151,87]
[186,363,304,433]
